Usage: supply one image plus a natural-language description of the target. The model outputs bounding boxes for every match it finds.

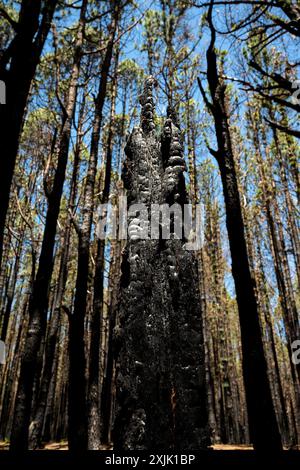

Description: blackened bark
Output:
[0,0,58,268]
[275,0,300,36]
[100,309,116,445]
[27,97,85,450]
[0,226,23,342]
[68,2,121,451]
[28,309,60,449]
[254,220,292,445]
[88,63,118,449]
[10,0,87,450]
[112,77,210,450]
[100,186,124,445]
[197,0,282,451]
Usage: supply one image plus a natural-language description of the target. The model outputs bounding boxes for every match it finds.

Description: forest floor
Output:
[0,442,255,451]
[1,441,299,451]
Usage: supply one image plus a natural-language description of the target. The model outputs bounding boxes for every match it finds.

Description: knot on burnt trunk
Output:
[139,76,158,134]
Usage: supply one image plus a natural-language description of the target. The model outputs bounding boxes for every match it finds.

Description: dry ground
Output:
[0,442,254,451]
[1,441,299,451]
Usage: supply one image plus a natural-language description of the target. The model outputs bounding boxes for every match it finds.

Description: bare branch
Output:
[265,118,300,139]
[0,6,18,31]
[197,76,214,113]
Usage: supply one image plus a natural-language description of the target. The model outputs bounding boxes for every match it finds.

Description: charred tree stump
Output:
[112,77,210,450]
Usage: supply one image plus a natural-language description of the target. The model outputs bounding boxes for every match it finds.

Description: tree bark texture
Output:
[197,2,282,451]
[112,77,210,450]
[0,0,58,268]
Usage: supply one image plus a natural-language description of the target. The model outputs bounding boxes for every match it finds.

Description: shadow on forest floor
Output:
[1,441,300,451]
[0,441,253,451]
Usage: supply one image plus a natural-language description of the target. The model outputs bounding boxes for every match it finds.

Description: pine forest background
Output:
[0,0,299,451]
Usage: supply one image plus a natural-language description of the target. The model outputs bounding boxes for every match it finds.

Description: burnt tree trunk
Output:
[27,97,85,450]
[112,77,210,450]
[10,0,87,450]
[68,1,122,451]
[87,47,119,450]
[0,0,58,268]
[197,1,282,451]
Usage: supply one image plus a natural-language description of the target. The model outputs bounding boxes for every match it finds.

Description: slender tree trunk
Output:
[0,225,24,342]
[198,2,282,450]
[28,308,60,449]
[10,1,87,450]
[247,99,300,399]
[0,0,58,268]
[99,183,125,445]
[27,104,85,449]
[87,51,118,449]
[254,214,293,445]
[68,2,121,450]
[267,108,300,288]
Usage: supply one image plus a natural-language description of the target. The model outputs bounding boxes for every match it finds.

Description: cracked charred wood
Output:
[112,77,210,450]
